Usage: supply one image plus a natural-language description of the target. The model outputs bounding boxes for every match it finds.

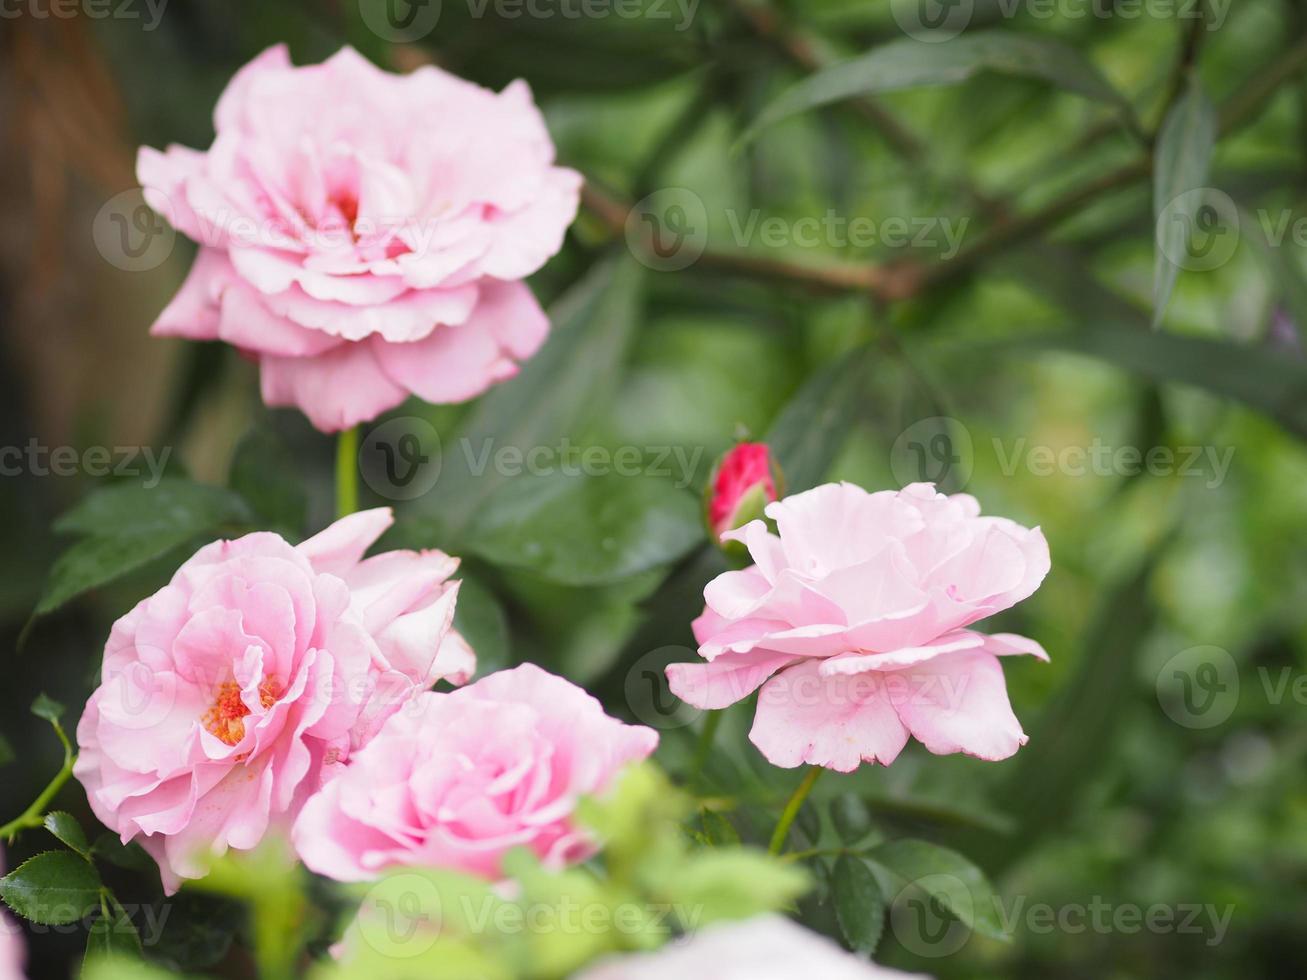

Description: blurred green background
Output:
[3,0,1307,977]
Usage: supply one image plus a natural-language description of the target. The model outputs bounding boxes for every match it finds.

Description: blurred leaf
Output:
[744,31,1129,143]
[1153,73,1216,325]
[0,734,12,767]
[143,892,240,972]
[31,693,65,724]
[44,812,90,858]
[831,794,873,843]
[1019,325,1307,441]
[0,850,101,925]
[91,834,155,874]
[767,345,873,492]
[35,480,252,616]
[661,849,811,926]
[419,258,645,540]
[832,856,885,955]
[229,428,307,538]
[865,839,1008,942]
[86,891,143,965]
[451,573,511,675]
[1241,205,1307,346]
[465,471,703,586]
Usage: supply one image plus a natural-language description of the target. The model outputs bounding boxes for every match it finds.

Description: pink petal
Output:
[296,508,394,576]
[665,649,799,710]
[259,342,408,432]
[890,650,1028,762]
[749,660,909,772]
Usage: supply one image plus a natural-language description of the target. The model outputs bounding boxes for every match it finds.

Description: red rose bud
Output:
[706,442,783,542]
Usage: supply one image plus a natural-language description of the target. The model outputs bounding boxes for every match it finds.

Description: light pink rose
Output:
[74,508,471,893]
[293,663,658,881]
[667,482,1050,771]
[139,45,581,432]
[573,915,930,979]
[0,850,24,980]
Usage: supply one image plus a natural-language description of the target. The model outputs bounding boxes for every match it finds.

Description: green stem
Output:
[0,722,76,843]
[691,710,723,785]
[335,426,359,518]
[768,766,823,855]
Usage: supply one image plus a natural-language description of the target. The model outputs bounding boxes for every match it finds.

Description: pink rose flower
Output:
[139,45,581,432]
[74,508,471,893]
[707,442,780,539]
[293,663,658,881]
[0,850,24,980]
[573,915,929,979]
[667,482,1050,771]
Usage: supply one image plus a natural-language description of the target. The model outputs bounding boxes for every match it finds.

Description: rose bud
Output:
[705,442,782,547]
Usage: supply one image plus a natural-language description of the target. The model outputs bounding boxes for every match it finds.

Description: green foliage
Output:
[33,479,252,616]
[0,850,102,925]
[832,856,886,955]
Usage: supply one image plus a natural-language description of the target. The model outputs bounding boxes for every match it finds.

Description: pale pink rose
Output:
[74,508,471,893]
[293,663,658,881]
[0,850,24,980]
[139,45,581,432]
[573,915,930,979]
[707,442,780,539]
[667,482,1050,771]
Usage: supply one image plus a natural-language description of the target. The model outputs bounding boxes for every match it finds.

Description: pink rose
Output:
[74,508,471,892]
[0,850,24,980]
[707,442,780,539]
[573,915,929,979]
[667,482,1050,771]
[293,663,658,881]
[139,45,581,432]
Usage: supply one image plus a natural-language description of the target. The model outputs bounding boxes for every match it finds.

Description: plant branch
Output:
[768,766,823,855]
[0,719,76,843]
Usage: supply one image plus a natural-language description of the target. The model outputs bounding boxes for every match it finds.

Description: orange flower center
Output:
[202,679,283,747]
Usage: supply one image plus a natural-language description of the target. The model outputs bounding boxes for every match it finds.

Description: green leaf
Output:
[865,839,1008,942]
[44,812,90,857]
[1241,204,1307,347]
[0,850,102,925]
[831,794,873,843]
[35,480,252,616]
[661,849,811,927]
[228,428,307,538]
[53,479,249,536]
[86,891,143,964]
[743,31,1129,144]
[766,345,873,492]
[465,471,703,586]
[1152,72,1217,326]
[451,573,511,675]
[832,856,886,955]
[91,834,155,874]
[418,258,645,540]
[1017,325,1307,441]
[30,693,65,724]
